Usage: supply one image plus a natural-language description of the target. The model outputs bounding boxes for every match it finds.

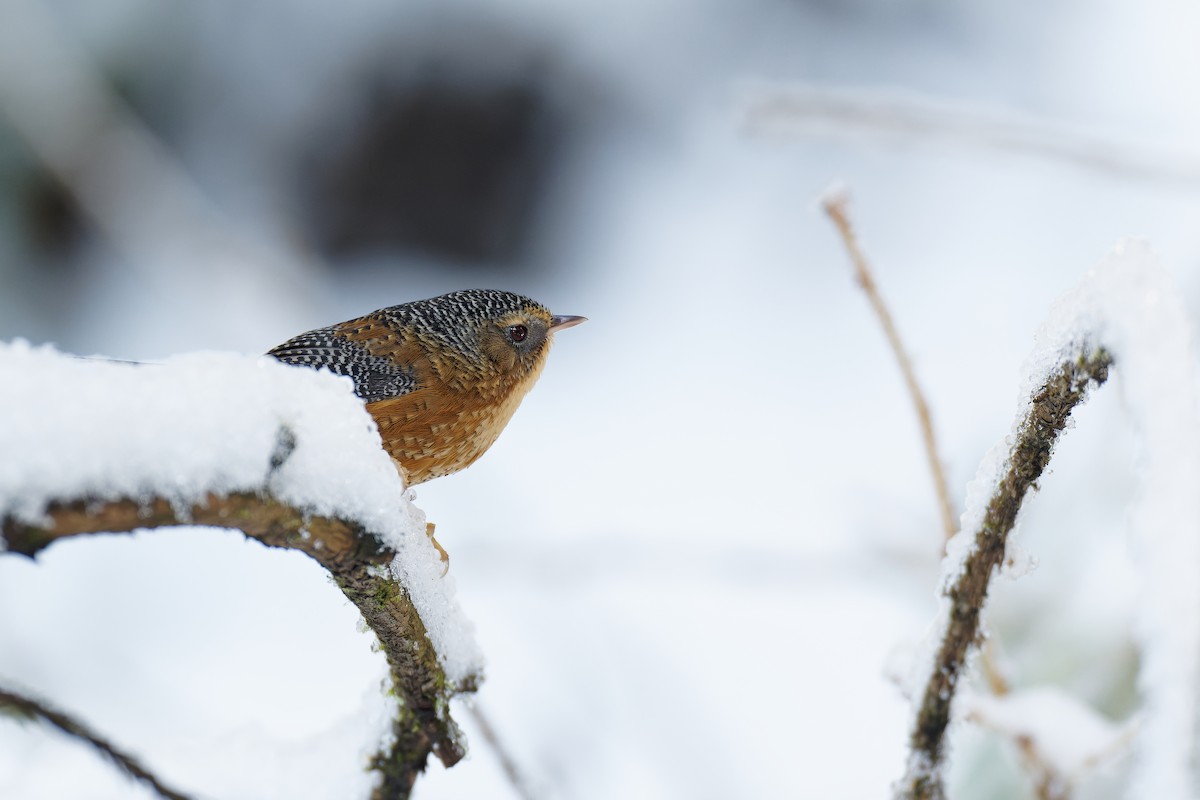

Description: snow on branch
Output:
[0,342,485,799]
[897,344,1112,800]
[897,240,1200,798]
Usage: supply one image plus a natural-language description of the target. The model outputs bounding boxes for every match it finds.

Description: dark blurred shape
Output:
[307,72,562,267]
[21,168,84,258]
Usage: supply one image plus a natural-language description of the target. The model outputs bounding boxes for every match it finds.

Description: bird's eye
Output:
[507,324,529,343]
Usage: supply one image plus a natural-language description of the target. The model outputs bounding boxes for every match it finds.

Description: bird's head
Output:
[393,289,586,392]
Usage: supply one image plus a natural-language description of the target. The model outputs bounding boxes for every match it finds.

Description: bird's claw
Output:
[426,521,449,577]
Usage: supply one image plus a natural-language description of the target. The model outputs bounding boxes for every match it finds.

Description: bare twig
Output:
[2,488,478,800]
[977,640,1062,795]
[464,701,540,800]
[964,691,1139,800]
[823,192,958,545]
[981,646,1076,799]
[749,84,1200,187]
[0,685,192,800]
[965,700,1071,800]
[896,347,1112,800]
[978,639,1011,696]
[824,194,1080,795]
[1020,741,1071,800]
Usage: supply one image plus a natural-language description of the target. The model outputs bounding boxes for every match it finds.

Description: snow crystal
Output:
[817,180,852,211]
[998,541,1038,580]
[0,341,483,685]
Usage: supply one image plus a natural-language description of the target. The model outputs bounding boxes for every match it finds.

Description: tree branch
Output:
[896,347,1113,800]
[2,489,475,800]
[0,685,192,800]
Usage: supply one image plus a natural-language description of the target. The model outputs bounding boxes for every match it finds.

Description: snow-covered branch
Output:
[4,490,469,797]
[0,342,484,799]
[898,346,1112,800]
[898,240,1200,798]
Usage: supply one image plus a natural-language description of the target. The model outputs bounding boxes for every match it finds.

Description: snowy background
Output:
[3,0,1200,798]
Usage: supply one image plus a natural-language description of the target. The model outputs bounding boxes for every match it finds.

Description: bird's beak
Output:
[549,315,587,333]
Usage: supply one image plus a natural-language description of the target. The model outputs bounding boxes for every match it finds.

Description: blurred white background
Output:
[2,0,1199,797]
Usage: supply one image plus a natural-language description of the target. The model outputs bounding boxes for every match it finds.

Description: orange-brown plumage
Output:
[268,289,584,486]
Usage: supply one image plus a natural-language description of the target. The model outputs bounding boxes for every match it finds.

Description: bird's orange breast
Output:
[367,364,543,486]
[357,333,549,486]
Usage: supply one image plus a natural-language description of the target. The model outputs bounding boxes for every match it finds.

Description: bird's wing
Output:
[267,326,418,402]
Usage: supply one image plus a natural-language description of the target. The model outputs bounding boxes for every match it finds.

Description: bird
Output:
[267,289,585,488]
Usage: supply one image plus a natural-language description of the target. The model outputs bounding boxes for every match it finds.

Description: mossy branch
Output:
[2,487,476,800]
[896,347,1113,800]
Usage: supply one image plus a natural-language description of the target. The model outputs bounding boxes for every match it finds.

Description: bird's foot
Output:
[426,522,449,576]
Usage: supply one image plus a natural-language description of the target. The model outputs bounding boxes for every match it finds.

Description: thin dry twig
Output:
[896,347,1113,800]
[962,700,1070,800]
[823,196,1098,798]
[964,697,1139,800]
[464,701,540,800]
[823,191,958,546]
[2,486,477,800]
[0,686,192,800]
[749,84,1200,187]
